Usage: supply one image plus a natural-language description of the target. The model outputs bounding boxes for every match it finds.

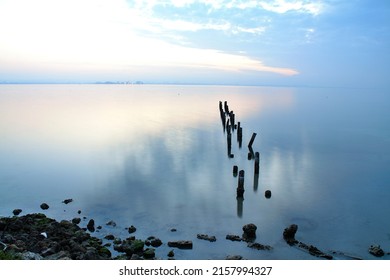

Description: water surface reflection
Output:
[1,85,389,259]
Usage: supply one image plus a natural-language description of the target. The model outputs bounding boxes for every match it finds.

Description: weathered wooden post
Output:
[219,101,223,114]
[229,111,235,131]
[233,165,238,177]
[254,152,260,175]
[253,173,259,192]
[237,170,245,198]
[248,132,257,148]
[224,101,229,115]
[248,146,255,160]
[227,133,232,157]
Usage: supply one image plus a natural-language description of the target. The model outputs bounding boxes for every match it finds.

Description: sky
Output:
[0,0,389,87]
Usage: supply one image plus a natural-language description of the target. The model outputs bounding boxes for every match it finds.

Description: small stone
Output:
[167,250,175,258]
[247,242,273,251]
[62,199,73,204]
[369,245,385,257]
[197,234,217,242]
[170,228,177,232]
[168,240,193,249]
[225,255,243,260]
[40,203,49,210]
[265,190,272,199]
[143,248,155,259]
[226,234,242,242]
[12,209,22,216]
[128,225,136,234]
[87,219,95,232]
[77,210,82,214]
[105,234,115,240]
[106,220,116,227]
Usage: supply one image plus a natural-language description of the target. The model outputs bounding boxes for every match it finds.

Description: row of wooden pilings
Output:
[219,101,269,207]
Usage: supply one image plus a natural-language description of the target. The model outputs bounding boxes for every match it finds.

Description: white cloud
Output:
[0,0,298,79]
[258,0,324,16]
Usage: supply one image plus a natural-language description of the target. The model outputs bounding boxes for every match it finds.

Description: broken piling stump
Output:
[248,133,257,148]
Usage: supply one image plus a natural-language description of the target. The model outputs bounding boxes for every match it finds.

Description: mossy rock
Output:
[131,239,144,253]
[0,250,21,260]
[98,247,112,258]
[143,248,155,259]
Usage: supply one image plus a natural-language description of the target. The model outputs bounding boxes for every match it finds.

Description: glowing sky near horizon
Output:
[0,0,389,87]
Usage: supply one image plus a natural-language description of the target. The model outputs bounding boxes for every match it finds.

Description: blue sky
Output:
[0,0,389,87]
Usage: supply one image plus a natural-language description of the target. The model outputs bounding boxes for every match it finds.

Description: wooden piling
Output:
[233,165,238,177]
[248,132,257,148]
[237,170,245,198]
[253,174,259,192]
[227,133,232,156]
[254,152,260,175]
[224,101,229,115]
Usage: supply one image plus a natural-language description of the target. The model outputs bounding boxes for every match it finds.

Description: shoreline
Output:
[1,205,389,260]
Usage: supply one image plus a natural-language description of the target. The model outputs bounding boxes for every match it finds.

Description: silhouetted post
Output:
[248,132,257,148]
[219,101,223,114]
[233,165,238,177]
[237,170,245,198]
[224,101,229,115]
[229,111,235,130]
[238,127,242,148]
[253,174,259,192]
[226,119,231,134]
[227,133,232,157]
[254,152,260,175]
[248,146,255,160]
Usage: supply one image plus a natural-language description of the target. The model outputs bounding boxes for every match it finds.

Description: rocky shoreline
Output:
[1,205,389,260]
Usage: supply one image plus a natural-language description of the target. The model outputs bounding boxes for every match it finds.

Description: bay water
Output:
[0,84,389,260]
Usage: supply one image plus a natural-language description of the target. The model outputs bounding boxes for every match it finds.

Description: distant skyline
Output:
[0,0,389,88]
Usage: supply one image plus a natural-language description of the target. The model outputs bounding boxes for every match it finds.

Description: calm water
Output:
[0,84,389,260]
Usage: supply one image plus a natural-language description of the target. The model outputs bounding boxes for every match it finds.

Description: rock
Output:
[145,236,163,247]
[226,234,242,242]
[113,238,122,245]
[170,228,177,232]
[106,220,116,227]
[77,210,82,214]
[283,224,298,245]
[242,223,257,241]
[0,213,112,260]
[40,203,49,210]
[18,251,43,260]
[247,242,273,251]
[87,219,95,232]
[72,218,81,225]
[225,255,244,260]
[114,239,144,257]
[168,240,193,249]
[143,248,155,259]
[265,190,272,199]
[62,199,73,204]
[104,234,115,240]
[369,245,385,257]
[197,234,217,242]
[0,220,6,230]
[167,250,175,258]
[12,209,22,216]
[128,225,136,234]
